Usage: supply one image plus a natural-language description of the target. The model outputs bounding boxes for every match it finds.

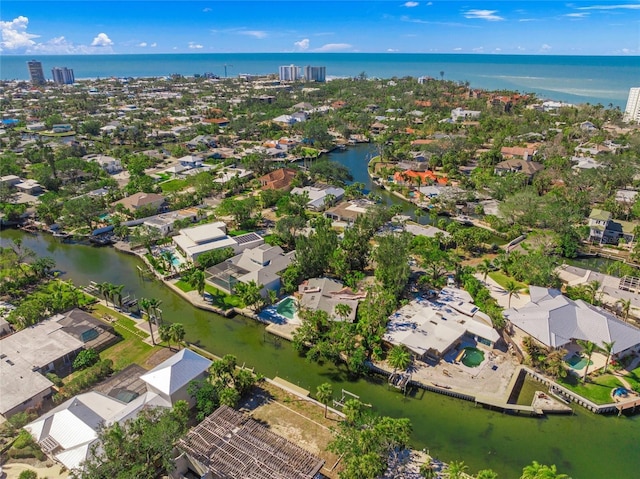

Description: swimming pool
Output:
[566,354,593,370]
[461,347,484,368]
[276,297,296,320]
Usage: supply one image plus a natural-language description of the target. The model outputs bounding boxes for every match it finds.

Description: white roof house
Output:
[173,222,264,262]
[384,288,500,361]
[504,286,640,356]
[25,390,172,472]
[140,348,212,407]
[291,185,345,211]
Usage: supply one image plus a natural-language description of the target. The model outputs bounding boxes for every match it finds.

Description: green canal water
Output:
[2,228,639,479]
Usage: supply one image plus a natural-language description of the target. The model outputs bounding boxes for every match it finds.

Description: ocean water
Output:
[2,53,638,107]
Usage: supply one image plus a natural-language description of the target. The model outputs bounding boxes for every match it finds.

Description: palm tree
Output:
[334,303,353,322]
[476,258,493,282]
[316,382,333,418]
[505,280,520,309]
[585,280,602,305]
[616,298,631,322]
[158,324,172,350]
[600,340,616,373]
[97,281,114,307]
[520,461,569,479]
[476,469,499,479]
[577,339,597,383]
[169,322,185,350]
[446,460,468,479]
[111,284,124,310]
[387,345,412,371]
[139,298,156,345]
[189,268,206,298]
[11,238,36,278]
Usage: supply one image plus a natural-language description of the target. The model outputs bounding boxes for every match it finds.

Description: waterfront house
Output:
[291,185,345,211]
[205,244,295,296]
[297,278,363,321]
[259,167,298,190]
[142,208,200,236]
[174,405,324,479]
[324,199,376,224]
[384,288,499,363]
[0,311,99,418]
[587,208,636,245]
[172,222,263,262]
[504,286,640,359]
[139,348,212,408]
[114,192,166,214]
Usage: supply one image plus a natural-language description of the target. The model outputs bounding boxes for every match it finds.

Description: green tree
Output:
[316,382,333,418]
[159,324,172,350]
[387,345,412,371]
[577,339,597,383]
[600,340,615,373]
[520,461,569,479]
[169,322,185,350]
[73,349,100,370]
[616,298,631,322]
[235,280,263,311]
[373,232,411,299]
[18,471,38,479]
[446,461,469,479]
[476,470,499,479]
[188,268,206,298]
[476,258,493,282]
[505,280,520,309]
[73,401,189,479]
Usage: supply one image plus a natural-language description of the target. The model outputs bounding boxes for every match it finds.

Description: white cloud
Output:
[464,9,504,21]
[403,2,419,7]
[578,4,640,10]
[453,47,462,51]
[387,48,399,52]
[565,13,589,18]
[203,7,212,12]
[150,42,157,48]
[314,43,352,52]
[472,46,485,52]
[0,16,39,51]
[239,30,267,39]
[294,38,310,50]
[91,33,113,47]
[138,42,148,47]
[541,44,552,51]
[188,42,204,49]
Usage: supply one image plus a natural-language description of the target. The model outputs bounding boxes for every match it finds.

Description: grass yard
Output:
[558,372,625,404]
[622,365,640,392]
[160,178,189,193]
[488,271,527,290]
[175,279,242,309]
[90,304,156,371]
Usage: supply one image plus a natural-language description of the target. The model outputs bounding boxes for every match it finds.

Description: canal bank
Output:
[3,228,640,479]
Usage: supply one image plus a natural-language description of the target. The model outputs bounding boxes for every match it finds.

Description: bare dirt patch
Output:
[242,382,343,478]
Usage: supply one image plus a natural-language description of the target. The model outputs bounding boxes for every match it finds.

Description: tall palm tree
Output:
[158,324,172,350]
[600,340,616,373]
[476,258,493,282]
[616,298,631,322]
[139,297,156,345]
[169,323,185,350]
[189,269,206,298]
[585,280,602,305]
[111,284,124,310]
[316,382,333,418]
[520,461,569,479]
[334,303,353,322]
[97,282,114,307]
[505,280,520,309]
[577,339,597,383]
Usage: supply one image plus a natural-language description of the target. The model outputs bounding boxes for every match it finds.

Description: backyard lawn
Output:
[559,372,625,404]
[160,178,189,193]
[174,280,242,309]
[488,271,527,290]
[91,303,156,371]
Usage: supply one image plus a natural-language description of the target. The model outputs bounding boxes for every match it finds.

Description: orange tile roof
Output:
[393,170,448,184]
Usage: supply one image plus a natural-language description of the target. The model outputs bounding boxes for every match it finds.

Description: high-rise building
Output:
[51,67,75,85]
[302,66,326,83]
[278,64,300,82]
[27,60,46,85]
[623,87,640,124]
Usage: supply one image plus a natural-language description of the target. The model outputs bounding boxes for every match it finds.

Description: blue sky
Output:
[1,1,639,55]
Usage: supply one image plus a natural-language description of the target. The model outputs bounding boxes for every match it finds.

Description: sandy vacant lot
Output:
[2,461,69,479]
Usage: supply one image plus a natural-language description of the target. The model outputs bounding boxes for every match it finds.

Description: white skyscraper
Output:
[302,65,326,82]
[51,67,75,85]
[278,64,300,82]
[623,87,640,124]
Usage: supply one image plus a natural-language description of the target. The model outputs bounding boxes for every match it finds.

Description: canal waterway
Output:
[3,231,639,479]
[2,145,639,478]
